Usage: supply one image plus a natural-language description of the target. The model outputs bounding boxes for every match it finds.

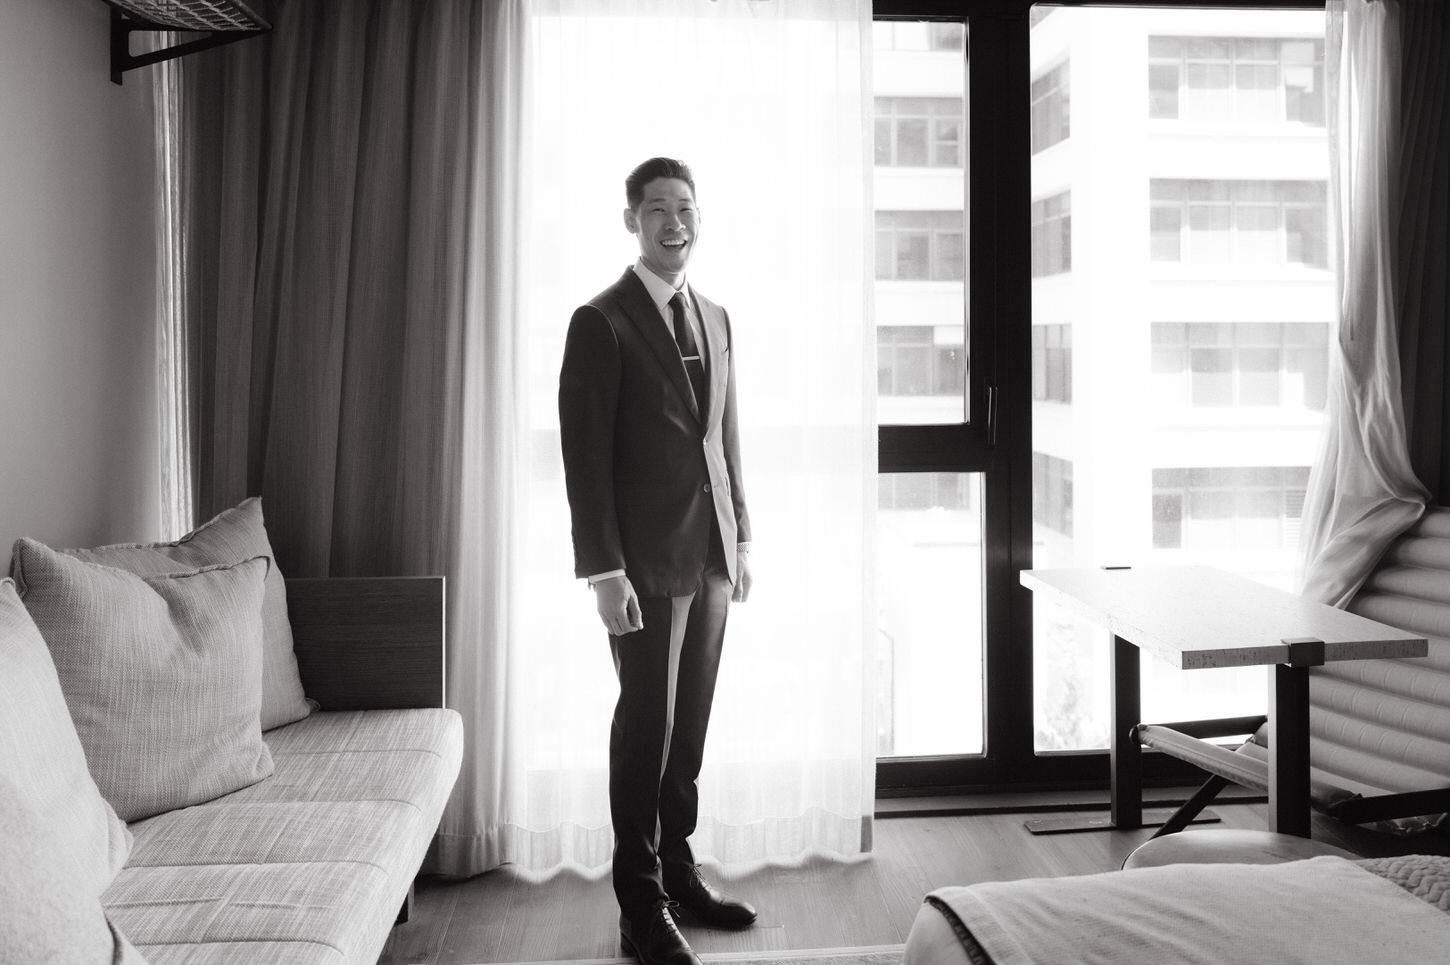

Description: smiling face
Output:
[624,177,700,286]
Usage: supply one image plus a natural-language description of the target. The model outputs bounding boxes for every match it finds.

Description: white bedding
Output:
[913,856,1450,965]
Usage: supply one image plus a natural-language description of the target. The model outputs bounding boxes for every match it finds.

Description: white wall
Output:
[0,0,160,552]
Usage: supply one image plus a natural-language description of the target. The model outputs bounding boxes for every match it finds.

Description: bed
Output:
[904,854,1450,965]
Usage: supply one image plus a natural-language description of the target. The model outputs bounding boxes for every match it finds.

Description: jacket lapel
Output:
[613,269,701,424]
[694,288,727,430]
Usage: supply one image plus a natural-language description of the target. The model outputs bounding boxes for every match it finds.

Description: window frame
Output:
[1150,178,1330,267]
[876,210,970,281]
[1151,466,1311,552]
[873,0,1326,799]
[1030,60,1071,153]
[1148,34,1327,125]
[876,96,967,167]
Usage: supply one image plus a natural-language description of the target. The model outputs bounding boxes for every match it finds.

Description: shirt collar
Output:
[632,259,690,318]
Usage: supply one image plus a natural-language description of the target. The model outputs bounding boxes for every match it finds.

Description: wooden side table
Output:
[1022,566,1426,837]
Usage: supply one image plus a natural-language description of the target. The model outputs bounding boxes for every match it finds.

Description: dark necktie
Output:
[670,291,708,416]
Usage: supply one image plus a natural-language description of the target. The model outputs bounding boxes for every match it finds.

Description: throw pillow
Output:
[0,578,131,896]
[12,542,275,822]
[59,497,311,730]
[1,757,150,965]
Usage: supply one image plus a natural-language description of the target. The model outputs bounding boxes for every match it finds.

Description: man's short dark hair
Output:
[625,157,696,210]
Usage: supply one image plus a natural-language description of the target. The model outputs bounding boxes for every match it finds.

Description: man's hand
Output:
[732,551,752,603]
[595,575,643,636]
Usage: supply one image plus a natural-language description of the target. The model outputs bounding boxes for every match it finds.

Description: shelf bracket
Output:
[110,5,271,85]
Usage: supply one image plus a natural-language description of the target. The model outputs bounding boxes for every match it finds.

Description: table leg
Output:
[1111,633,1142,830]
[1269,663,1311,837]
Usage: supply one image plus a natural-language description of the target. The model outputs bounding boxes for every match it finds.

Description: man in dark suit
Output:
[559,157,757,965]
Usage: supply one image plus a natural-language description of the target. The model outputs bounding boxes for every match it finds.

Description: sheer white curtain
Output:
[1299,0,1429,606]
[441,0,876,877]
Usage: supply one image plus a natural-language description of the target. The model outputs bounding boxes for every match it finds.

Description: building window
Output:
[1030,192,1072,278]
[1150,180,1328,268]
[876,211,966,281]
[878,326,966,397]
[1031,62,1070,153]
[1152,466,1310,551]
[1151,322,1328,409]
[1032,324,1072,403]
[927,21,965,50]
[874,21,966,52]
[875,98,964,168]
[1148,36,1325,125]
[880,472,974,511]
[1033,452,1074,537]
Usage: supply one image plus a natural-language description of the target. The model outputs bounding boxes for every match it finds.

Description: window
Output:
[876,98,964,167]
[875,20,966,52]
[1151,180,1328,267]
[1031,192,1071,277]
[880,471,975,511]
[1031,62,1070,153]
[876,211,966,281]
[879,326,967,397]
[1152,466,1310,551]
[1032,324,1072,403]
[1032,6,1330,757]
[1152,322,1328,409]
[1149,36,1325,125]
[1033,452,1074,537]
[872,16,981,763]
[877,472,983,757]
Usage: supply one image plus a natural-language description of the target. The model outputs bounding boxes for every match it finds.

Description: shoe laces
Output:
[651,899,685,937]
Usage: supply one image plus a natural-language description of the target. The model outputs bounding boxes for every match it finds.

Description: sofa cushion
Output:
[12,542,275,822]
[108,708,464,965]
[0,578,131,893]
[60,497,312,731]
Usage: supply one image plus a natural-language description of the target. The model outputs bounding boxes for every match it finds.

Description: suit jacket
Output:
[559,268,751,598]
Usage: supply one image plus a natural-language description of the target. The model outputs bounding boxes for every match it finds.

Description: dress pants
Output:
[608,531,731,921]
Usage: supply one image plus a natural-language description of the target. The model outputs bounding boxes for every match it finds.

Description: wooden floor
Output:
[378,801,1450,965]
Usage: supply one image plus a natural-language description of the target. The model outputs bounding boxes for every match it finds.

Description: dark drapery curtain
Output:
[168,0,527,876]
[1397,0,1450,504]
[176,0,484,578]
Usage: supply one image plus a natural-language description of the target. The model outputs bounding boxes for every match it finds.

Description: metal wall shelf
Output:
[107,0,272,85]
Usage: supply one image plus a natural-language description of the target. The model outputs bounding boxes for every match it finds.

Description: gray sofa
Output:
[101,577,463,964]
[0,500,463,965]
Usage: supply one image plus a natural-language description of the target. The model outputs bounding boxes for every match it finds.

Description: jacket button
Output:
[703,483,711,493]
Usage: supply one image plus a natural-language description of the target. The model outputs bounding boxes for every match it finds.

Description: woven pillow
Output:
[1,768,150,965]
[0,578,131,895]
[12,541,275,822]
[60,497,311,730]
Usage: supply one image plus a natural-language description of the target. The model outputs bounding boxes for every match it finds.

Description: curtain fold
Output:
[164,0,875,881]
[1395,0,1450,504]
[174,0,490,582]
[1298,0,1428,606]
[437,0,528,876]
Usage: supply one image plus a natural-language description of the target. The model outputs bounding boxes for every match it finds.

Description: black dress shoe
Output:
[666,865,758,928]
[620,900,701,965]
